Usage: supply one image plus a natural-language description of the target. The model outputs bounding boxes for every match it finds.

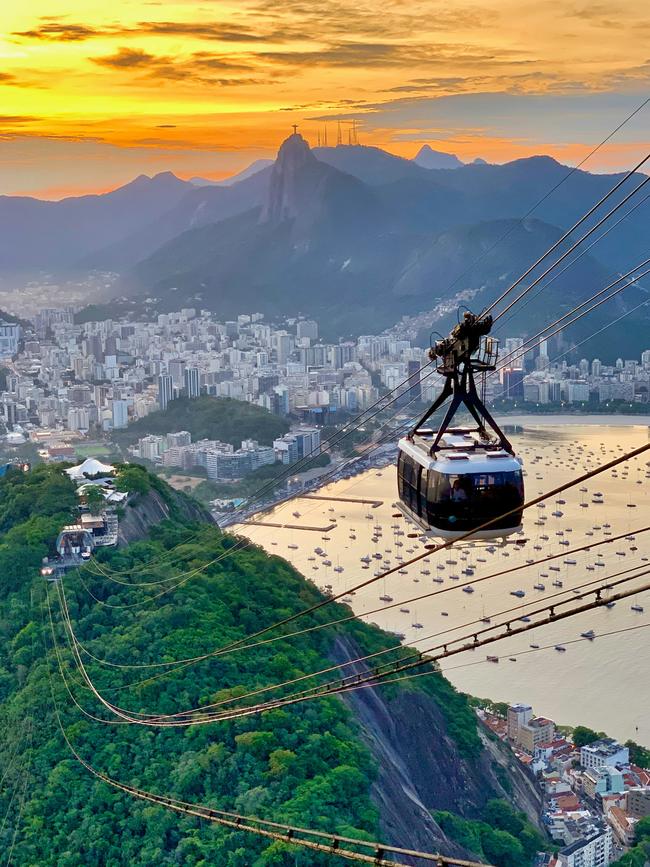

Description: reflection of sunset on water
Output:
[237,423,650,743]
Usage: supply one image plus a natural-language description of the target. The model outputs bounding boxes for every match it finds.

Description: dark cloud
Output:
[386,77,469,93]
[13,22,101,41]
[0,73,17,84]
[258,41,426,68]
[0,115,42,124]
[92,48,157,69]
[92,46,265,86]
[248,0,492,39]
[12,16,310,44]
[189,52,256,71]
[135,21,268,41]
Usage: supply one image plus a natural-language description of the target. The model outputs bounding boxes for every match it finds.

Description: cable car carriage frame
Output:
[396,311,525,541]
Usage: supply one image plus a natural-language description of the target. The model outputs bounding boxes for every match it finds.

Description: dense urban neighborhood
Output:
[479,703,650,866]
[1,308,650,465]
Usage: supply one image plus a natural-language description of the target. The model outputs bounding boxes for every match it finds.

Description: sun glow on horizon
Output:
[2,0,650,196]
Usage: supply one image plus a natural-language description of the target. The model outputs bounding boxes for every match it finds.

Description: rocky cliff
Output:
[117,485,211,545]
[333,635,544,864]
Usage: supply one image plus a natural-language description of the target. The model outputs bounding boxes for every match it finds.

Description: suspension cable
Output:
[43,631,485,867]
[493,192,650,334]
[72,523,650,674]
[490,173,650,324]
[481,150,650,319]
[53,571,650,726]
[60,561,649,719]
[494,265,650,375]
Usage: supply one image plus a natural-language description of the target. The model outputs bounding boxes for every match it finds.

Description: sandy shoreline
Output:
[495,413,650,427]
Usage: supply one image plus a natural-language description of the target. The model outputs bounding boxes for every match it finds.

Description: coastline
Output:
[495,413,650,427]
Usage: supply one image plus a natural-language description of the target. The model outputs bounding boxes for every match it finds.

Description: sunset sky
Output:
[2,0,649,197]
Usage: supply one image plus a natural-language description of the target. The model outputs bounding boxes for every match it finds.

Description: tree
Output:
[115,464,151,496]
[84,485,105,515]
[571,726,601,748]
[483,799,525,837]
[481,828,526,867]
[625,740,650,768]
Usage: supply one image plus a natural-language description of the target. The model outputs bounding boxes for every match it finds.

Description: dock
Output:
[301,495,383,508]
[241,521,338,532]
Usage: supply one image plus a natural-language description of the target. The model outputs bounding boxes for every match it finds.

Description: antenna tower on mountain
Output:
[337,121,342,146]
[324,125,328,146]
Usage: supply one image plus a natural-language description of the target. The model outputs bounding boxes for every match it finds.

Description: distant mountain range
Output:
[413,145,465,170]
[2,136,648,353]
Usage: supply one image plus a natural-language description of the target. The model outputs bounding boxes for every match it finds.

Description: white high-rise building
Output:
[158,374,173,411]
[580,740,629,770]
[559,827,613,867]
[112,399,129,429]
[184,367,201,399]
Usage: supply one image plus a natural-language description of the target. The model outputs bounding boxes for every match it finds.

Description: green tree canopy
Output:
[112,396,289,450]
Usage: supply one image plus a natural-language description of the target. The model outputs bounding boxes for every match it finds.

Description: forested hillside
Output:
[112,396,289,450]
[0,466,539,866]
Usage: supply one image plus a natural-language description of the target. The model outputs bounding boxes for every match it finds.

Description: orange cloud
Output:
[1,0,649,195]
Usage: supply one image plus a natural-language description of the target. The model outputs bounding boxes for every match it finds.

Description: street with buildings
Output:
[479,702,650,866]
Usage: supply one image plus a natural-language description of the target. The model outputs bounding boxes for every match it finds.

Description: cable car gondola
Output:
[396,311,524,541]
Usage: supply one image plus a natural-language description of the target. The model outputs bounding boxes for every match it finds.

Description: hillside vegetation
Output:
[0,465,500,866]
[112,395,289,449]
[434,800,548,867]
